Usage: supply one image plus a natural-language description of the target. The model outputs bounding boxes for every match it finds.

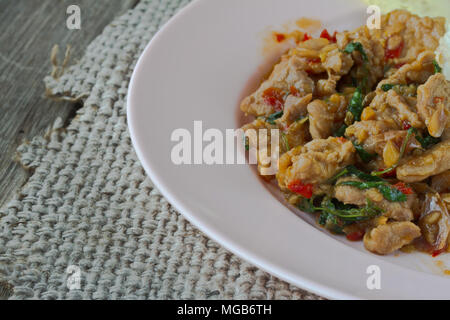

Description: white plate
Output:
[128,0,450,299]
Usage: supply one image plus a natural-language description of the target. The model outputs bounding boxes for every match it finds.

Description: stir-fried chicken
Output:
[240,9,449,255]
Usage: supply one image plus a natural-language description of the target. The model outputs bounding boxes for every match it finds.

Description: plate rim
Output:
[127,0,450,300]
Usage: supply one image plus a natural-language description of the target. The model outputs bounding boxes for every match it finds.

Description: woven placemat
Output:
[0,0,323,300]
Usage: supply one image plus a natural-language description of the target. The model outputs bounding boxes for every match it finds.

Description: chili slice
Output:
[290,85,300,97]
[392,182,413,195]
[346,230,365,241]
[320,29,336,42]
[385,40,404,60]
[402,121,412,130]
[274,33,286,43]
[433,97,444,105]
[262,87,285,111]
[287,180,314,199]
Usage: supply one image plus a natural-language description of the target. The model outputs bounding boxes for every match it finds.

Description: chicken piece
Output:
[307,100,335,139]
[240,54,315,117]
[284,118,310,151]
[308,94,348,139]
[385,90,424,128]
[279,94,312,127]
[334,177,417,221]
[397,140,450,183]
[378,51,436,88]
[277,137,355,189]
[369,90,424,129]
[416,73,450,138]
[363,130,421,162]
[336,27,385,91]
[363,221,421,255]
[315,45,354,96]
[376,10,445,66]
[316,75,340,97]
[345,120,398,146]
[322,45,354,76]
[431,171,450,193]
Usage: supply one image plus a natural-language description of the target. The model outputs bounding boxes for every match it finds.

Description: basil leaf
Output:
[334,124,348,137]
[331,165,384,183]
[381,84,395,92]
[415,130,441,149]
[353,142,377,162]
[348,87,364,122]
[244,135,249,151]
[317,197,382,222]
[433,60,442,74]
[376,184,407,202]
[297,197,316,214]
[344,42,368,62]
[337,181,407,202]
[266,111,283,124]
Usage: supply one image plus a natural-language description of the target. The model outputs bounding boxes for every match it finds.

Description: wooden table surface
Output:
[0,0,139,210]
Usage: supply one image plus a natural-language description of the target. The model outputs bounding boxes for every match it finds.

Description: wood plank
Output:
[0,0,139,210]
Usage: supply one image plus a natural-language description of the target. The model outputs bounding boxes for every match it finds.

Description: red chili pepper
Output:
[393,182,414,195]
[385,40,404,61]
[378,168,397,178]
[332,31,337,42]
[274,33,286,43]
[287,180,314,199]
[433,97,444,105]
[262,87,285,111]
[303,33,311,41]
[307,57,321,64]
[346,230,365,241]
[337,137,347,143]
[432,248,445,258]
[320,29,336,42]
[290,85,300,97]
[402,121,412,130]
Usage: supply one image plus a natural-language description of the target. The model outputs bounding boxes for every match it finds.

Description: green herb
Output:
[244,135,249,151]
[348,87,364,122]
[360,64,369,93]
[337,180,407,202]
[299,196,383,233]
[353,142,377,162]
[281,132,290,151]
[372,127,414,177]
[334,124,348,137]
[381,84,395,92]
[415,130,441,149]
[266,111,283,124]
[317,197,383,222]
[297,197,316,214]
[344,42,368,62]
[318,211,334,226]
[433,60,442,74]
[330,165,384,183]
